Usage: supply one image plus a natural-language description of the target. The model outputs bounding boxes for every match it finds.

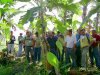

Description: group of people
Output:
[7,29,100,71]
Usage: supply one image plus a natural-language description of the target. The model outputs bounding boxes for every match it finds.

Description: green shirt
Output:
[24,36,33,46]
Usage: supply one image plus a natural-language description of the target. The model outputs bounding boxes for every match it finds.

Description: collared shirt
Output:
[47,36,58,49]
[24,36,33,46]
[80,35,89,48]
[92,34,100,47]
[18,35,23,44]
[9,35,15,44]
[65,35,76,48]
[34,36,41,47]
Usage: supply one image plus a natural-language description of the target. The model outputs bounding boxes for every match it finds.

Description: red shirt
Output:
[92,34,100,47]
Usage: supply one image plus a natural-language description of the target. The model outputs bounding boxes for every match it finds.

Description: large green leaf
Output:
[80,2,100,27]
[20,6,41,25]
[56,40,63,55]
[47,52,59,69]
[0,0,13,4]
[15,0,31,2]
[80,0,92,6]
[54,19,66,33]
[9,10,24,18]
[66,3,82,15]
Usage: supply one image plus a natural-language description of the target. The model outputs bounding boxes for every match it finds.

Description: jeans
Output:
[34,47,41,62]
[65,48,76,67]
[89,46,94,66]
[50,48,58,59]
[81,47,89,68]
[76,46,81,67]
[17,44,23,57]
[8,44,14,54]
[89,46,100,68]
[25,46,34,63]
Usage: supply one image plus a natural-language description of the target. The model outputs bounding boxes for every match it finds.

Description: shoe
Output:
[79,67,86,72]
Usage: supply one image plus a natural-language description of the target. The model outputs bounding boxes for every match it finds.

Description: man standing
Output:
[47,32,58,58]
[76,29,81,67]
[90,30,100,69]
[8,31,15,55]
[80,29,90,71]
[34,32,41,63]
[23,31,35,63]
[64,29,76,68]
[17,33,23,57]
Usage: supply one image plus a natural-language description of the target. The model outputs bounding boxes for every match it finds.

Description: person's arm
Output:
[12,36,16,41]
[32,37,35,47]
[64,36,67,51]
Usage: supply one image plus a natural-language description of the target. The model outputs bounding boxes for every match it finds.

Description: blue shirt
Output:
[47,36,58,49]
[76,33,80,47]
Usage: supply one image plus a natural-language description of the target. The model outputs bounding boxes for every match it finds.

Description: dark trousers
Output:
[76,46,81,67]
[34,47,41,62]
[50,48,58,59]
[89,46,94,66]
[65,48,76,67]
[25,46,34,63]
[89,46,100,68]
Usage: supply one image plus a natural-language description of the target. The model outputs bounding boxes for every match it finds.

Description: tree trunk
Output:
[63,11,66,25]
[82,5,87,21]
[96,12,99,32]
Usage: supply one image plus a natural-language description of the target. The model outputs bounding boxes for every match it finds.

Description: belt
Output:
[67,47,73,49]
[25,46,32,47]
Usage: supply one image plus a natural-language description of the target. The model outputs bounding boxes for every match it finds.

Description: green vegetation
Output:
[0,0,100,75]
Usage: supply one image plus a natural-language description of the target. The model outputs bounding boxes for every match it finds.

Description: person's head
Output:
[20,33,23,36]
[81,29,85,35]
[92,30,96,35]
[57,31,60,35]
[59,34,64,39]
[77,28,81,34]
[26,31,31,37]
[52,32,55,36]
[68,29,72,35]
[48,31,53,37]
[10,31,13,36]
[35,32,39,37]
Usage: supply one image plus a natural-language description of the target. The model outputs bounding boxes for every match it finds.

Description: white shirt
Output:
[65,35,76,48]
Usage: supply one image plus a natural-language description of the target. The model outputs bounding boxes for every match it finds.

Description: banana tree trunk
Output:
[96,12,99,32]
[63,11,66,25]
[82,5,87,21]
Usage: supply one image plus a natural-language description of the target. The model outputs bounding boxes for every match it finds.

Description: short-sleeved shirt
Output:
[18,36,23,44]
[80,35,89,48]
[65,35,76,48]
[24,36,33,46]
[9,36,15,44]
[91,34,100,47]
[34,37,41,47]
[47,36,58,49]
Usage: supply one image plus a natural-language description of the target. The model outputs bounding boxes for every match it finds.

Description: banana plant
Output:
[80,1,100,28]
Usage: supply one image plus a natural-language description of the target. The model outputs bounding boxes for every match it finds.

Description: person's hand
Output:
[31,47,33,49]
[64,47,66,52]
